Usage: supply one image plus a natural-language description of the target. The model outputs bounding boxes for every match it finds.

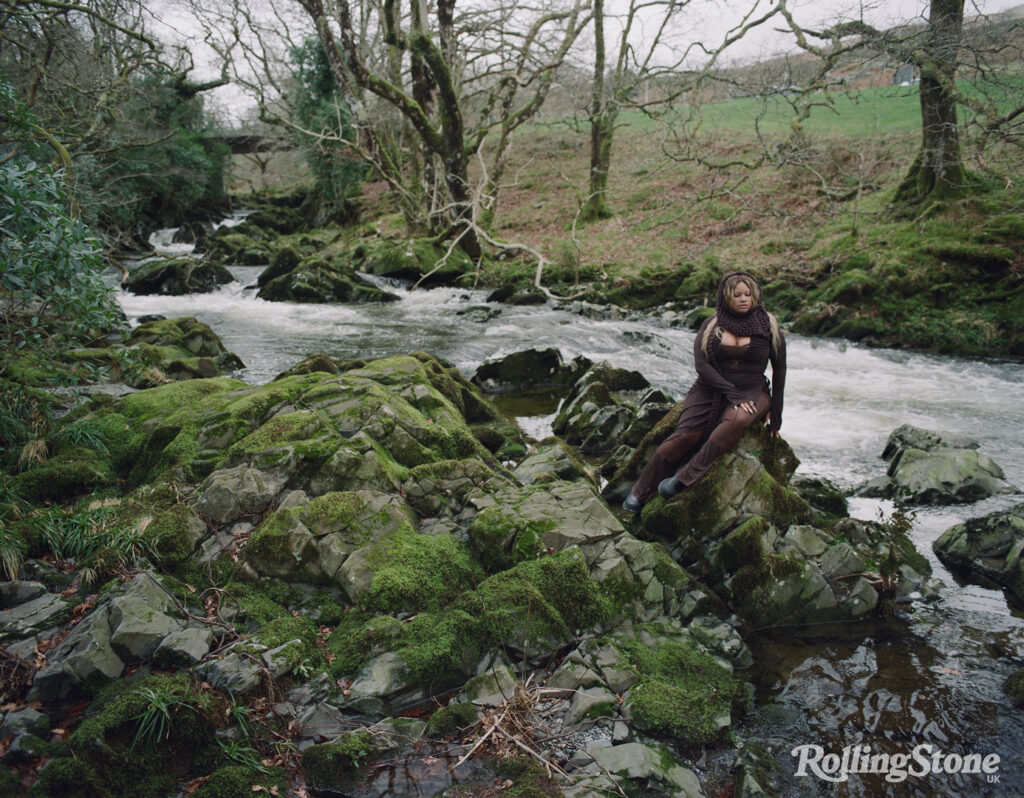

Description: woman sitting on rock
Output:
[623,271,786,513]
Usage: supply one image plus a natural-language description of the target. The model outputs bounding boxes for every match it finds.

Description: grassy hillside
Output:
[473,84,1024,358]
[232,83,1024,358]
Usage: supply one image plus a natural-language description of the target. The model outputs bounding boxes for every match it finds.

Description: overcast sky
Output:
[149,0,1024,121]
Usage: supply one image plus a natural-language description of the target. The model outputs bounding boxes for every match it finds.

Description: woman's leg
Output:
[630,426,704,503]
[674,391,771,487]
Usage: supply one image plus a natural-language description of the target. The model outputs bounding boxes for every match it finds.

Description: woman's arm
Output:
[768,329,786,433]
[693,317,747,404]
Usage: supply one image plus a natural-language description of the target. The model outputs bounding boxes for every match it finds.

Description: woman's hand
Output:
[764,416,780,438]
[735,400,756,415]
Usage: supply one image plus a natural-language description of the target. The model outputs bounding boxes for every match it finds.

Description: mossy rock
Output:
[619,636,742,746]
[205,232,273,266]
[123,257,234,296]
[456,550,613,656]
[273,353,343,379]
[471,348,589,394]
[635,427,809,547]
[13,448,118,503]
[302,731,378,792]
[244,615,325,675]
[31,673,218,798]
[425,700,479,737]
[328,550,615,683]
[354,238,474,287]
[141,503,208,571]
[357,529,482,613]
[257,258,401,303]
[792,475,849,519]
[492,757,566,797]
[191,765,288,798]
[673,266,720,302]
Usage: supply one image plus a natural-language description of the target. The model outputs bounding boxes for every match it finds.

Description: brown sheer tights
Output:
[630,391,771,502]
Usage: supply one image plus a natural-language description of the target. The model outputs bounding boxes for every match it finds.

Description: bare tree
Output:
[579,0,781,221]
[777,0,1024,208]
[197,0,588,256]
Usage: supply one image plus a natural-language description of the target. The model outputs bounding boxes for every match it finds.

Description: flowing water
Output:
[118,243,1024,796]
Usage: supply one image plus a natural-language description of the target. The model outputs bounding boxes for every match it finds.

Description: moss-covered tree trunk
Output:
[894,0,968,205]
[581,0,614,222]
[434,0,481,260]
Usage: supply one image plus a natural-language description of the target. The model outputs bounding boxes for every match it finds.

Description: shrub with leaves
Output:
[1,80,123,453]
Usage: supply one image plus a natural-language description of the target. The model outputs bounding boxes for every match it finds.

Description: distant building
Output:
[893,65,917,86]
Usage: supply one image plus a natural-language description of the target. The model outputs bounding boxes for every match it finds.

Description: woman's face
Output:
[728,281,753,314]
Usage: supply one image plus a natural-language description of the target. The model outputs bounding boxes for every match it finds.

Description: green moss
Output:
[583,700,617,720]
[468,506,554,572]
[458,551,612,652]
[619,638,741,746]
[0,764,21,798]
[40,673,217,798]
[87,412,145,472]
[302,731,376,790]
[222,582,290,628]
[425,701,479,737]
[399,610,480,685]
[13,448,118,503]
[227,411,323,458]
[817,267,877,304]
[651,544,692,595]
[493,757,566,797]
[244,510,305,572]
[29,757,102,798]
[718,517,771,573]
[298,492,366,536]
[118,378,244,424]
[142,504,204,571]
[362,531,482,614]
[892,534,931,577]
[326,611,406,676]
[191,765,288,798]
[245,615,325,674]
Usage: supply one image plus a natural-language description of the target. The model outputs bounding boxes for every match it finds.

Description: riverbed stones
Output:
[858,423,1015,504]
[571,742,706,798]
[0,580,47,606]
[551,363,671,455]
[464,664,518,706]
[64,315,244,387]
[257,258,401,303]
[513,438,597,486]
[564,686,618,728]
[471,348,592,393]
[123,255,233,295]
[933,502,1024,601]
[618,423,926,627]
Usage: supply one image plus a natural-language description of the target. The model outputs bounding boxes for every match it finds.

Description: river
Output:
[117,256,1024,797]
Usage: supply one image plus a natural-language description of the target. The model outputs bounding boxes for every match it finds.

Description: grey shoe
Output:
[622,493,644,514]
[658,477,684,498]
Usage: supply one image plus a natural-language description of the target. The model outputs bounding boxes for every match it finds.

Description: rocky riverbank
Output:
[7,315,1021,797]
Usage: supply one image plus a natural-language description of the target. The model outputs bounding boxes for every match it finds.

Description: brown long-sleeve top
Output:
[692,316,787,431]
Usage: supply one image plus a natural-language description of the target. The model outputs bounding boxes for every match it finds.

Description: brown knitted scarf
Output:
[715,271,772,338]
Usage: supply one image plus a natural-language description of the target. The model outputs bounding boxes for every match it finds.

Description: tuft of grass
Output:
[129,685,201,754]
